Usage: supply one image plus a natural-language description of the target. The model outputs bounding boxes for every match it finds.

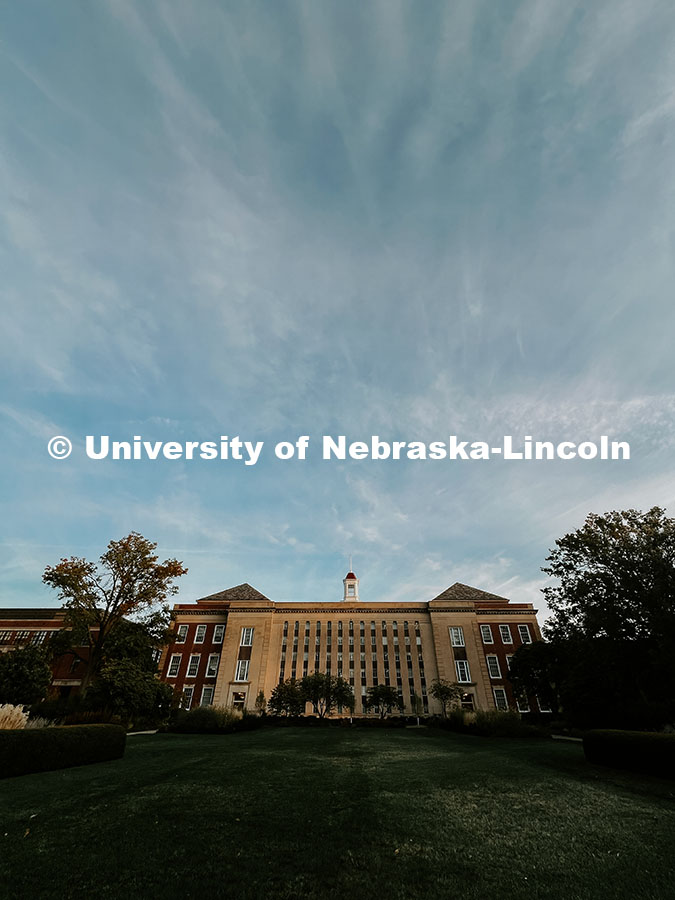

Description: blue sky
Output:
[2,1,675,616]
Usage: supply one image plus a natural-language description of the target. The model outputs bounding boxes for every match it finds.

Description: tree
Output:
[299,672,354,718]
[429,678,463,718]
[507,641,560,715]
[541,507,675,727]
[255,690,267,715]
[410,691,423,719]
[365,684,403,718]
[268,678,304,716]
[0,645,52,706]
[87,658,174,724]
[43,532,187,694]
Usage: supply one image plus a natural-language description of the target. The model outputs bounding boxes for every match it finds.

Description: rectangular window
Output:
[167,654,182,677]
[181,686,194,709]
[536,696,552,713]
[240,627,254,646]
[206,654,220,677]
[213,625,224,644]
[176,625,188,643]
[200,686,214,707]
[516,695,530,713]
[187,654,200,677]
[505,654,514,671]
[31,631,49,644]
[15,631,29,642]
[235,660,249,682]
[493,688,509,710]
[518,624,532,644]
[449,626,465,647]
[480,624,494,644]
[486,655,501,679]
[455,660,471,683]
[195,625,206,643]
[0,631,12,643]
[499,624,513,644]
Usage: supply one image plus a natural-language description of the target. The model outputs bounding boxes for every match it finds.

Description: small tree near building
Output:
[429,678,464,718]
[268,678,304,716]
[255,690,267,715]
[366,684,403,718]
[0,645,52,706]
[300,673,354,718]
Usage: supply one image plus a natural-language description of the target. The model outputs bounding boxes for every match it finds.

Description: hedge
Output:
[583,729,675,779]
[0,724,126,779]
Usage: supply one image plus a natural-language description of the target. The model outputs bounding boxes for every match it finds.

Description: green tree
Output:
[255,690,267,715]
[87,658,174,724]
[0,645,52,706]
[507,641,560,715]
[429,678,463,718]
[541,507,675,727]
[365,684,403,718]
[43,532,187,694]
[300,672,354,718]
[268,678,304,716]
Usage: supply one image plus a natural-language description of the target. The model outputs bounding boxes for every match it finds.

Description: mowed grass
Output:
[1,728,674,900]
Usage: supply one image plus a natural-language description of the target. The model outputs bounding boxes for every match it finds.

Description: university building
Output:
[159,570,547,716]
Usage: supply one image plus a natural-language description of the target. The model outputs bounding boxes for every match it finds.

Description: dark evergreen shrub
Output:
[0,724,126,778]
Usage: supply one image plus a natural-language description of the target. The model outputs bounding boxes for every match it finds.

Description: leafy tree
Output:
[429,678,463,718]
[268,678,304,716]
[255,690,267,715]
[365,684,403,718]
[87,658,174,724]
[43,532,187,694]
[300,672,354,718]
[541,507,675,727]
[0,645,52,706]
[410,692,423,717]
[507,641,561,715]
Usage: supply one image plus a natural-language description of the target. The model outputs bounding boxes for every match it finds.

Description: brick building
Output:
[0,608,90,697]
[159,570,547,716]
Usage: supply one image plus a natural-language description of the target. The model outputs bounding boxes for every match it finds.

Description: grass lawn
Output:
[1,728,674,899]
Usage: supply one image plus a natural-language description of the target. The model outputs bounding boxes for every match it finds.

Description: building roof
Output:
[197,583,270,602]
[345,572,357,580]
[0,608,65,620]
[430,582,510,603]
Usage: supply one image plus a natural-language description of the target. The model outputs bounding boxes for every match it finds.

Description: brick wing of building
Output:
[159,570,547,716]
[0,608,90,697]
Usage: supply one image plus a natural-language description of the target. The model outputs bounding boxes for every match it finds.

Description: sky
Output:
[2,1,675,617]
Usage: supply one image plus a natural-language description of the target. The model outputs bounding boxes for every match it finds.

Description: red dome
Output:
[345,572,357,580]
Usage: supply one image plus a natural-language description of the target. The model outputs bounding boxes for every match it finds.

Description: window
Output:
[240,627,254,646]
[480,624,494,644]
[493,688,509,710]
[176,625,188,643]
[181,686,194,709]
[235,660,249,682]
[213,625,224,644]
[505,654,514,671]
[15,630,29,642]
[455,660,471,683]
[200,686,214,707]
[206,654,220,677]
[449,626,465,647]
[187,654,200,677]
[499,624,513,644]
[486,655,501,678]
[167,654,182,677]
[347,584,355,596]
[195,625,206,643]
[31,631,49,645]
[0,631,12,643]
[537,696,552,713]
[516,695,530,713]
[518,624,532,644]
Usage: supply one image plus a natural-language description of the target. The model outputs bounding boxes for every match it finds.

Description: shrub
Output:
[0,724,126,778]
[169,705,264,734]
[25,716,57,729]
[583,729,675,778]
[0,704,28,730]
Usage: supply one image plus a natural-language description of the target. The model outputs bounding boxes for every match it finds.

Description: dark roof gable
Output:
[198,583,270,602]
[430,582,510,603]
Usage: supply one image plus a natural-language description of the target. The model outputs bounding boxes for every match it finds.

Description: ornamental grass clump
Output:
[0,704,29,730]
